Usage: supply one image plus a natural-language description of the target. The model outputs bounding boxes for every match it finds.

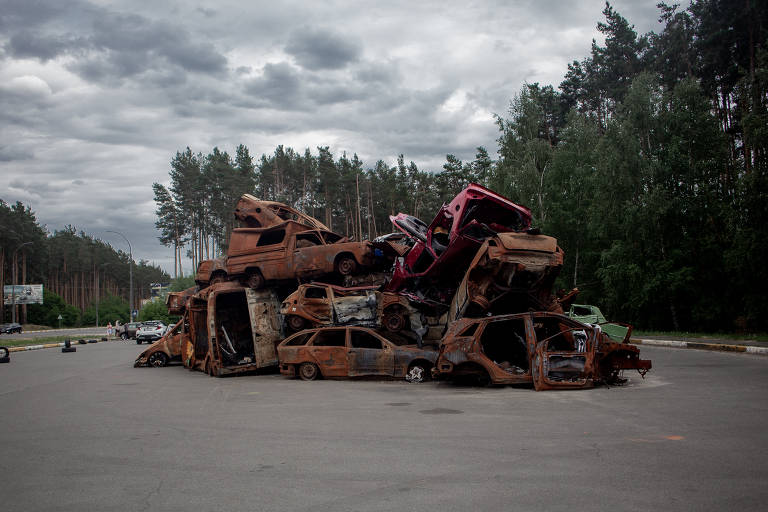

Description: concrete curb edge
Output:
[631,338,768,356]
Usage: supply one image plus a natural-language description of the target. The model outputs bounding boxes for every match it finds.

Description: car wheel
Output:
[148,352,169,367]
[405,363,431,383]
[336,256,357,276]
[298,362,320,381]
[245,270,264,289]
[120,333,127,340]
[136,339,142,345]
[287,315,307,332]
[383,308,406,332]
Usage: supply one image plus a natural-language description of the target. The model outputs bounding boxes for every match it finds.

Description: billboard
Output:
[3,284,44,305]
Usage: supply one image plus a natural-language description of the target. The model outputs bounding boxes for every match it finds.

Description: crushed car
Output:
[181,281,284,377]
[234,195,329,230]
[432,312,651,390]
[566,304,631,343]
[134,317,185,367]
[385,183,533,298]
[447,231,570,321]
[226,220,376,288]
[278,326,438,382]
[280,282,448,346]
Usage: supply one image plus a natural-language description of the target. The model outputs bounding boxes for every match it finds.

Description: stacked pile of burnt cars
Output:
[136,186,651,390]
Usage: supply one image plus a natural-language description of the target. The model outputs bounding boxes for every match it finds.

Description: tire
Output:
[209,272,226,285]
[62,347,77,353]
[287,315,307,332]
[298,362,320,381]
[245,270,264,289]
[120,333,127,340]
[383,308,406,332]
[405,362,431,383]
[136,339,142,345]
[0,356,9,364]
[336,256,357,276]
[148,352,169,367]
[88,339,97,344]
[0,347,9,362]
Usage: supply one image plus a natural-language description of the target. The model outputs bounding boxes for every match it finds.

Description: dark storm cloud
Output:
[285,27,361,70]
[3,2,227,80]
[0,0,81,30]
[245,62,304,109]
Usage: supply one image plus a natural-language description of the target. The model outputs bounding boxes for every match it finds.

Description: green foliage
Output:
[138,299,172,324]
[82,294,130,326]
[26,289,81,327]
[170,275,196,292]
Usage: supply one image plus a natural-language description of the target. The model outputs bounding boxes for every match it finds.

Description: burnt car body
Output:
[432,312,651,390]
[278,326,438,382]
[182,281,284,377]
[566,304,631,343]
[134,317,185,367]
[280,283,378,332]
[195,256,228,288]
[234,195,329,231]
[385,183,533,297]
[226,220,375,288]
[448,231,567,321]
[280,282,448,345]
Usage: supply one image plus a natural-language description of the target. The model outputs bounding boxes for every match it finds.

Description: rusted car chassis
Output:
[181,282,283,377]
[433,312,651,390]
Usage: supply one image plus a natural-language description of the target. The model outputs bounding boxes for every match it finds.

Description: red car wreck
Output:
[385,183,533,298]
[432,312,651,390]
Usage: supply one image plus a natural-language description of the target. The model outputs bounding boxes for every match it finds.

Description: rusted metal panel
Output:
[134,316,186,367]
[433,312,651,389]
[166,286,196,315]
[226,220,375,286]
[234,195,329,231]
[278,326,438,381]
[448,232,568,321]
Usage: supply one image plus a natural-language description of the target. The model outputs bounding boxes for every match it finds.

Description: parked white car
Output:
[135,321,168,344]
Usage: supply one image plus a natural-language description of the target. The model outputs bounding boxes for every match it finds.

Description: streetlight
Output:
[96,262,110,327]
[106,230,133,322]
[11,242,33,324]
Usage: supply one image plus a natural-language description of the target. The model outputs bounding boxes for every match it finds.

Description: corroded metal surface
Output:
[277,326,438,381]
[234,195,329,231]
[432,312,651,389]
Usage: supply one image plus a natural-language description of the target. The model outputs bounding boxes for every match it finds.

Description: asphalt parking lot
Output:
[1,342,767,511]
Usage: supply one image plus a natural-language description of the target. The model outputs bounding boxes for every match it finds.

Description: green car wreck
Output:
[566,304,631,343]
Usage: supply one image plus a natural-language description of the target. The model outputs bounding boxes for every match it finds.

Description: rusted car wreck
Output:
[137,188,651,389]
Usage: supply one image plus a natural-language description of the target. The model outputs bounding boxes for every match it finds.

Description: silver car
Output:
[135,321,168,344]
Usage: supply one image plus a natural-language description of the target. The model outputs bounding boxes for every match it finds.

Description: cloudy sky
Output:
[0,0,662,275]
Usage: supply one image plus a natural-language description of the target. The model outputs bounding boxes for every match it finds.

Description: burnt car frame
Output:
[182,282,284,377]
[278,326,438,382]
[226,220,374,288]
[385,183,533,296]
[280,282,449,345]
[234,195,329,231]
[432,312,651,390]
[134,317,185,367]
[448,231,568,321]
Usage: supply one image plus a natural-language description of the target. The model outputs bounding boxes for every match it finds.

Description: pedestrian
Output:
[107,321,113,338]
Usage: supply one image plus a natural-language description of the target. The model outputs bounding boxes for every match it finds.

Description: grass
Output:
[633,330,768,343]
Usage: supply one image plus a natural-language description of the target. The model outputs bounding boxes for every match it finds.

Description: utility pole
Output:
[106,231,133,322]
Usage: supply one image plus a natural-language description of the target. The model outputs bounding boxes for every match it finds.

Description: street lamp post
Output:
[106,231,133,322]
[96,262,110,327]
[11,242,33,324]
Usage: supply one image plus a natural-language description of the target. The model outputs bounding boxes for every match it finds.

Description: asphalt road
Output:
[1,342,766,511]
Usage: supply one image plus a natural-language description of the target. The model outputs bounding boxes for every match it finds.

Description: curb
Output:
[6,338,123,353]
[631,338,768,356]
